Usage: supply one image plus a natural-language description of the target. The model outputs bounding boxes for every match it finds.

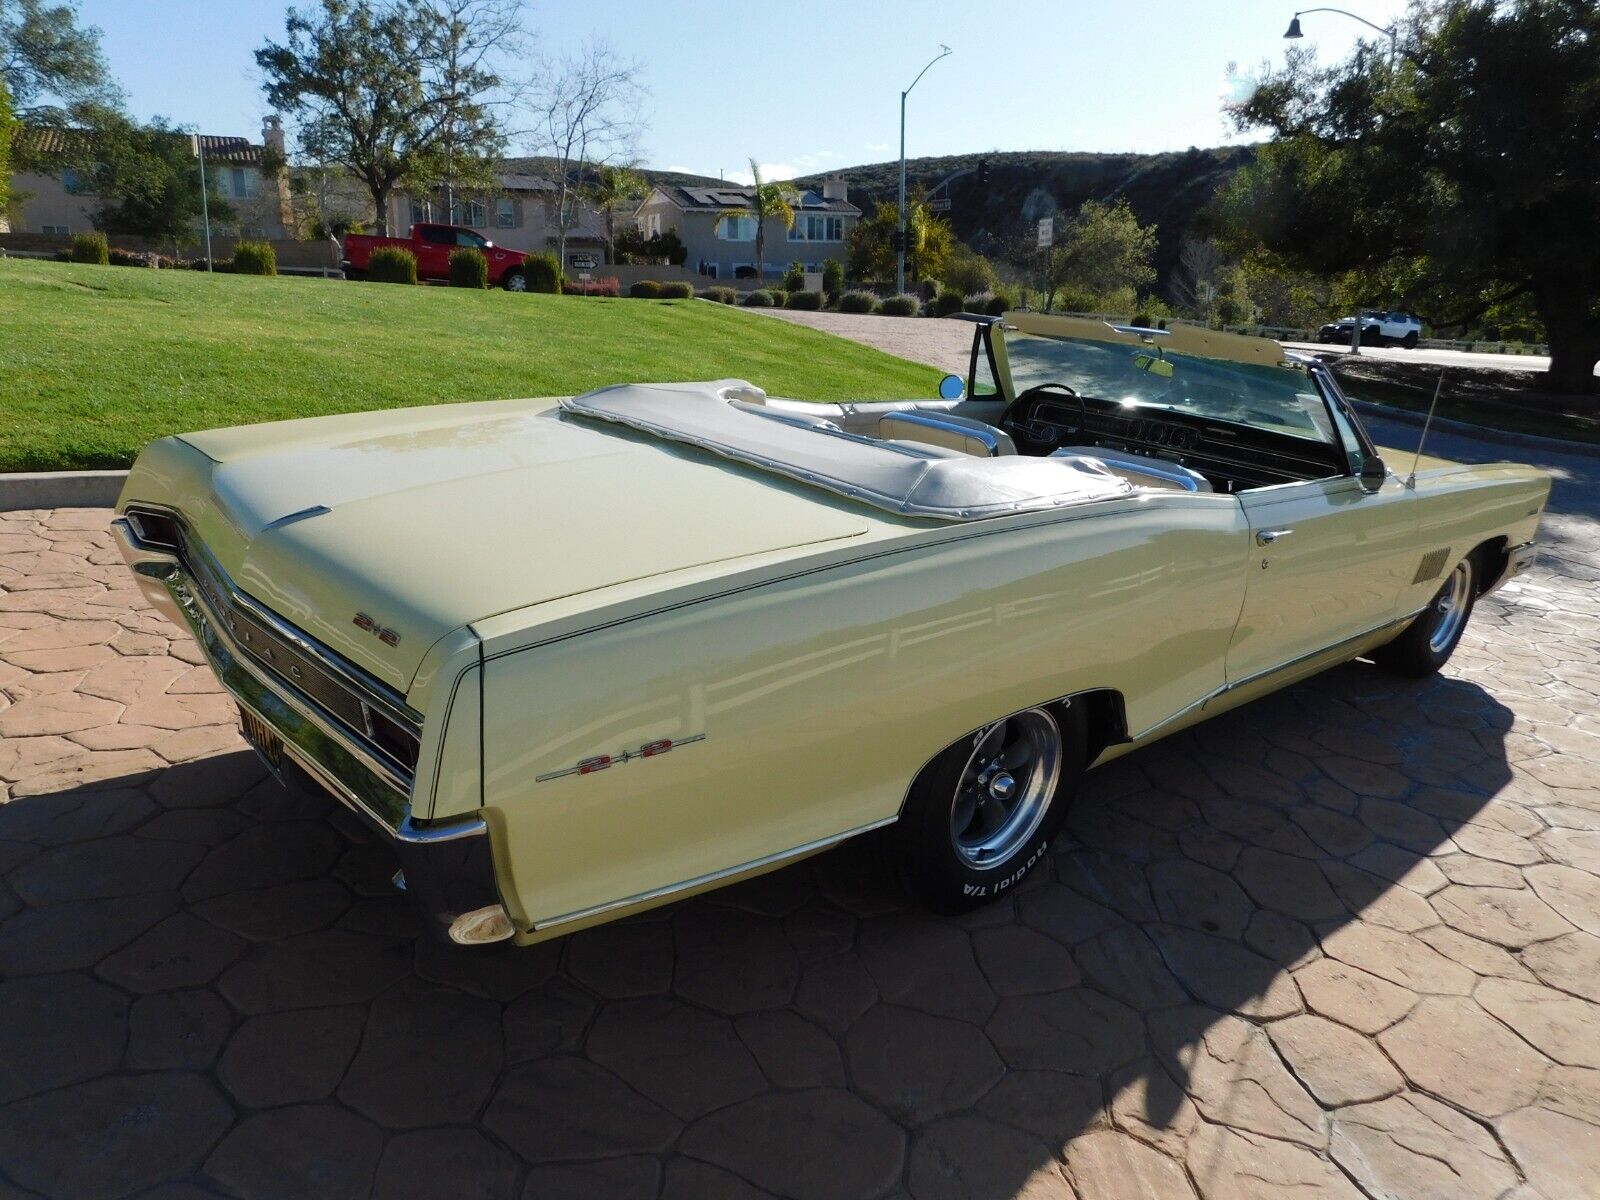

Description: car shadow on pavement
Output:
[0,651,1525,1199]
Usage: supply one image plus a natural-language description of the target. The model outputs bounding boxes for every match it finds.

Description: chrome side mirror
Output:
[1359,454,1388,493]
[938,374,965,400]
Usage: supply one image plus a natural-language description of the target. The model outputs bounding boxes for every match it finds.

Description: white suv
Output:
[1318,311,1423,349]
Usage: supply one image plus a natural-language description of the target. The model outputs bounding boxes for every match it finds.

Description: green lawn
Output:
[0,259,940,472]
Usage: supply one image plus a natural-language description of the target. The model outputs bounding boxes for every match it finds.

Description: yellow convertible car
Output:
[113,314,1548,947]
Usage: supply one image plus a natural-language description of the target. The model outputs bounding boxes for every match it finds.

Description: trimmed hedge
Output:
[70,232,109,265]
[630,279,662,298]
[449,247,489,288]
[929,287,965,318]
[767,288,787,308]
[781,261,805,292]
[108,248,172,269]
[743,289,775,307]
[523,252,561,293]
[657,281,694,299]
[564,276,621,296]
[965,291,1011,316]
[879,293,920,317]
[838,290,879,314]
[699,285,737,304]
[368,246,418,284]
[784,289,823,311]
[232,240,277,276]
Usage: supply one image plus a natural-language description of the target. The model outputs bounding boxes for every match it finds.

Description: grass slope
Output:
[0,259,937,472]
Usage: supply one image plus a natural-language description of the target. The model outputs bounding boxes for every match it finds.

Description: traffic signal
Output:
[977,159,989,185]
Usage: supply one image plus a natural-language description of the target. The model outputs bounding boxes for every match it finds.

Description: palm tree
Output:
[732,158,796,282]
[586,164,647,264]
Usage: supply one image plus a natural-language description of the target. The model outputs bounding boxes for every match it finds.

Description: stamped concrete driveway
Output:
[1,419,1599,1199]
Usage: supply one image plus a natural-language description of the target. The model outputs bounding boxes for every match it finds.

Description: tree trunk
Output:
[1534,284,1600,396]
[370,182,390,236]
[756,225,765,283]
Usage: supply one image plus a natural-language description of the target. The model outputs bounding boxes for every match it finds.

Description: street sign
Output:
[570,254,598,270]
[1037,218,1054,250]
[928,197,951,213]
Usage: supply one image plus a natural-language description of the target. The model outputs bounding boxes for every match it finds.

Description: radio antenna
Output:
[1406,370,1446,490]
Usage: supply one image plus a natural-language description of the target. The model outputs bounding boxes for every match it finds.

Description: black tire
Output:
[344,267,366,282]
[1402,331,1419,349]
[502,269,528,293]
[892,704,1087,913]
[1369,556,1476,677]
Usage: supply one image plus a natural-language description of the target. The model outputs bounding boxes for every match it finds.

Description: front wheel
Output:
[892,705,1086,913]
[1369,556,1476,677]
[1402,331,1420,349]
[502,269,528,293]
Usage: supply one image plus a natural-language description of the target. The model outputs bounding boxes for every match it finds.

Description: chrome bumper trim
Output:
[1484,540,1538,597]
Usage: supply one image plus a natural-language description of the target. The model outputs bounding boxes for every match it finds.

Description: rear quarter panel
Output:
[1394,463,1549,615]
[476,494,1249,931]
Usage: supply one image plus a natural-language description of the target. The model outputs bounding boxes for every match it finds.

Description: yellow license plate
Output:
[239,706,284,777]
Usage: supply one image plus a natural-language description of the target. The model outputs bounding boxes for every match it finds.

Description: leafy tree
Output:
[0,77,13,217]
[585,163,645,263]
[1047,199,1157,311]
[730,159,795,282]
[847,198,952,285]
[86,116,234,252]
[0,0,116,122]
[1222,0,1600,394]
[941,241,998,296]
[257,0,506,233]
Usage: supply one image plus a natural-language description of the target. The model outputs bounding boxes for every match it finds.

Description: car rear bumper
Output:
[112,516,512,945]
[1483,540,1539,598]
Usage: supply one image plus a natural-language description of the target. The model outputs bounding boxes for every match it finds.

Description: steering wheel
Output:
[1001,383,1089,451]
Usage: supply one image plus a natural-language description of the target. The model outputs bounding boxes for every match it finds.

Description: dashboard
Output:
[1001,388,1346,492]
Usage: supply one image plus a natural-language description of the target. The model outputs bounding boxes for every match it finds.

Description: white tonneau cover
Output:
[560,381,1134,522]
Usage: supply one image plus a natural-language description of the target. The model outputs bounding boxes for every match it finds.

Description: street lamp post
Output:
[191,134,214,272]
[1284,9,1397,353]
[897,44,951,297]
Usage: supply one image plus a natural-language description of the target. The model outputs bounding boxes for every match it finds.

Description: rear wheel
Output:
[344,268,366,282]
[892,705,1086,912]
[1402,331,1420,349]
[502,269,528,293]
[1370,556,1476,676]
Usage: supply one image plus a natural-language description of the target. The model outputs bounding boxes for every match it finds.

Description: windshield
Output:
[1002,330,1335,445]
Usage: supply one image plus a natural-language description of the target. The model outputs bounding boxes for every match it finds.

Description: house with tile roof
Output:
[633,174,859,280]
[9,117,294,240]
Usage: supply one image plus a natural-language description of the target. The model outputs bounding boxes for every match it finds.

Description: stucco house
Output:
[9,116,294,240]
[633,174,859,280]
[391,173,609,269]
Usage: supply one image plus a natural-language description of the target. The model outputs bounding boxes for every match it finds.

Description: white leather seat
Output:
[1052,446,1211,492]
[876,411,1017,457]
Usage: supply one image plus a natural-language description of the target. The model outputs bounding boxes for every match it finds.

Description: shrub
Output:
[784,289,823,311]
[108,247,171,269]
[657,281,694,299]
[915,278,939,303]
[698,285,738,304]
[767,288,787,308]
[630,279,662,298]
[781,261,805,292]
[232,240,278,276]
[929,287,965,318]
[524,252,562,294]
[368,246,418,284]
[743,289,775,307]
[447,247,488,288]
[965,290,1012,317]
[821,258,843,297]
[70,232,109,265]
[839,290,879,314]
[563,277,621,297]
[879,293,920,317]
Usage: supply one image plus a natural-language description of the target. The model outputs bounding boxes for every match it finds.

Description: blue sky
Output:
[76,0,1405,182]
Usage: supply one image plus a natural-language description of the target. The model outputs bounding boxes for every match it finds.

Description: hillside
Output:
[793,146,1256,290]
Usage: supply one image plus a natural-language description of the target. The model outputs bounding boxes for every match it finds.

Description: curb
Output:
[0,471,128,512]
[1350,400,1600,461]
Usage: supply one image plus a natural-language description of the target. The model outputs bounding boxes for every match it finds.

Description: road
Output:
[1282,340,1598,378]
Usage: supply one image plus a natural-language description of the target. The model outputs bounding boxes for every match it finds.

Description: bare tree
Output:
[525,38,645,270]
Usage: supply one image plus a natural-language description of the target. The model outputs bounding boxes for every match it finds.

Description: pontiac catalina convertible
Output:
[113,314,1548,946]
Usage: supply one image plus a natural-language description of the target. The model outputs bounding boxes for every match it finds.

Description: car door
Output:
[415,225,454,278]
[1225,382,1417,685]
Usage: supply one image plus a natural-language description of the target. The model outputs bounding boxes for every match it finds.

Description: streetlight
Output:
[1284,9,1397,354]
[897,44,951,297]
[190,134,214,272]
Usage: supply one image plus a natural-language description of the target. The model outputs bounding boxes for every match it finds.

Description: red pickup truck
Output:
[342,223,535,290]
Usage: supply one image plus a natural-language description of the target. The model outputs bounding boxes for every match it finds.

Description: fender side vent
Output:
[1413,547,1451,584]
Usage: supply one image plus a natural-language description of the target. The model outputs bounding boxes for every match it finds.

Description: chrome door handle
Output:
[1256,528,1294,546]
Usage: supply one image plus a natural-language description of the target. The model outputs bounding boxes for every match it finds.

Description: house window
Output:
[645,211,661,237]
[450,200,487,228]
[62,168,89,194]
[718,215,756,242]
[41,223,71,235]
[221,167,259,199]
[410,199,434,227]
[496,198,515,228]
[789,215,844,242]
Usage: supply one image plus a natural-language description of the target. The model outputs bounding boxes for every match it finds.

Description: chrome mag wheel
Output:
[1429,561,1473,654]
[504,272,528,292]
[949,708,1062,869]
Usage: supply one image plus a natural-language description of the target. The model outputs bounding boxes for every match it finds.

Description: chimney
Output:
[262,114,286,155]
[822,172,848,202]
